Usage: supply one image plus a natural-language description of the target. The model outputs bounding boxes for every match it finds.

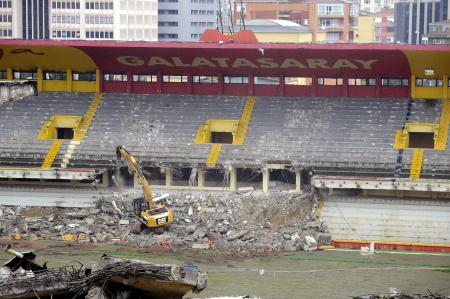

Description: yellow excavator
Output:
[115,145,174,230]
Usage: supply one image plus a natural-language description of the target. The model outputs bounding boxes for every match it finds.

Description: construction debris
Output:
[0,190,328,252]
[0,246,207,299]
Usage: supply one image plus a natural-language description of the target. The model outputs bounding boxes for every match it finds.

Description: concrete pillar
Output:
[198,167,205,188]
[443,75,448,99]
[295,170,301,192]
[411,74,416,98]
[37,68,43,92]
[66,68,72,92]
[95,69,101,93]
[101,170,110,187]
[165,168,173,187]
[329,188,334,195]
[362,189,368,197]
[262,168,269,192]
[6,68,13,80]
[229,166,237,191]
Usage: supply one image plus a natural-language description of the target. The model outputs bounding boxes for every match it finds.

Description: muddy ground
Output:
[1,241,449,299]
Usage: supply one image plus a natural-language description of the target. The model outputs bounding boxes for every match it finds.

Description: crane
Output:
[115,145,174,230]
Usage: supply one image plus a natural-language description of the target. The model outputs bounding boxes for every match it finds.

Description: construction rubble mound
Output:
[0,249,207,299]
[0,190,330,252]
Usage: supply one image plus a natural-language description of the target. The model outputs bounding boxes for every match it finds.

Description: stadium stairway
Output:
[0,92,93,168]
[67,94,246,168]
[399,99,450,179]
[220,97,410,176]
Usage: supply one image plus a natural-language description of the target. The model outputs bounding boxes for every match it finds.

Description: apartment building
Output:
[359,0,394,13]
[234,0,360,42]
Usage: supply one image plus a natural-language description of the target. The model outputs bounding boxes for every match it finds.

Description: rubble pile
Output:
[0,190,330,252]
[0,251,207,299]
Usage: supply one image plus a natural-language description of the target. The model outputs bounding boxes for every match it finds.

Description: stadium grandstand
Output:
[0,40,449,250]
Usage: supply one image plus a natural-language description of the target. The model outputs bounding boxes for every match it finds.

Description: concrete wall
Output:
[321,196,450,244]
[356,16,375,43]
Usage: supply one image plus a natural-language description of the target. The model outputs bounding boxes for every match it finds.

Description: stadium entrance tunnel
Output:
[37,115,82,140]
[194,120,239,144]
[408,132,434,148]
[394,122,439,149]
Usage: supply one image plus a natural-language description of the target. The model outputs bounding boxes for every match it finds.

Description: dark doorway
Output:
[409,132,434,148]
[56,128,74,139]
[211,132,233,144]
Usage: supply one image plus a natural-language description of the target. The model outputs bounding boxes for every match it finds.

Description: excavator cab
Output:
[132,197,174,227]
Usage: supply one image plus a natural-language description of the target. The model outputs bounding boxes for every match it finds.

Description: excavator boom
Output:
[116,145,155,209]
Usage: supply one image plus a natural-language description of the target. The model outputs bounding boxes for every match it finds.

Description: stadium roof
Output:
[0,40,449,78]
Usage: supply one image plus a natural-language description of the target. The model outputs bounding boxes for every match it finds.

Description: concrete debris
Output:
[0,247,207,299]
[302,235,318,252]
[0,189,328,252]
[353,292,449,299]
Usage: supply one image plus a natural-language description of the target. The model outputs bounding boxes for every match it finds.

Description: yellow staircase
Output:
[74,93,103,140]
[206,144,222,167]
[234,96,256,144]
[41,139,63,169]
[409,148,424,179]
[435,99,450,150]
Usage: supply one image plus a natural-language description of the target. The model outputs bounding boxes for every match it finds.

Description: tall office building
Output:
[23,0,50,39]
[0,0,158,41]
[394,0,449,44]
[158,0,218,41]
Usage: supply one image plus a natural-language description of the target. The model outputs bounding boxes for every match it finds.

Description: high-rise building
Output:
[394,0,449,44]
[23,0,50,39]
[0,0,18,38]
[158,0,218,41]
[0,0,158,41]
[234,0,360,43]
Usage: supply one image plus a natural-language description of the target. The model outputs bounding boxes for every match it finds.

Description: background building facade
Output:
[158,0,218,41]
[0,0,159,41]
[395,0,449,44]
[234,0,360,43]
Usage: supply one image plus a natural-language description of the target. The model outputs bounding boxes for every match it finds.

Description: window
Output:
[158,33,178,39]
[132,74,158,82]
[317,4,343,16]
[72,72,96,81]
[44,72,66,80]
[285,77,312,86]
[13,71,37,80]
[224,76,248,84]
[158,9,178,15]
[163,75,188,83]
[318,78,343,86]
[415,78,443,87]
[158,21,178,27]
[382,78,408,86]
[104,73,127,82]
[348,78,376,86]
[193,76,218,84]
[254,77,279,85]
[0,70,6,79]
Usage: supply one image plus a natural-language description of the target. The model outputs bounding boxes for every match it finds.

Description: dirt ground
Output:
[1,241,449,299]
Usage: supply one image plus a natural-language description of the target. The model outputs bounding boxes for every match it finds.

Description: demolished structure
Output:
[0,247,207,299]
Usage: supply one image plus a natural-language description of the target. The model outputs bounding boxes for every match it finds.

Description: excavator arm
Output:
[116,145,155,209]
